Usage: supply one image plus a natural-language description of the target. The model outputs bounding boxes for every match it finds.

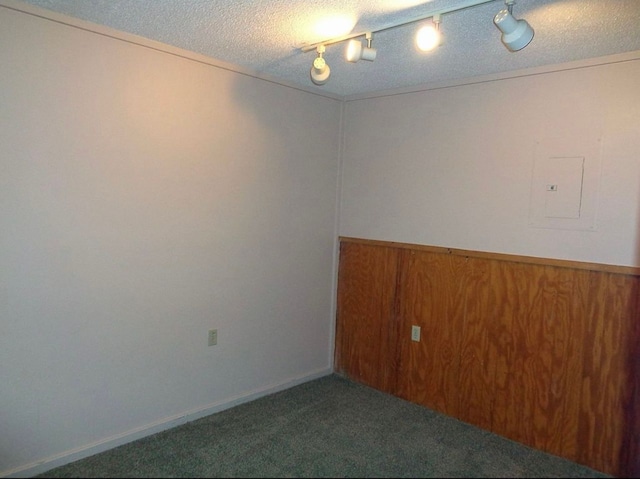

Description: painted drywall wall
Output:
[0,5,341,476]
[340,56,640,268]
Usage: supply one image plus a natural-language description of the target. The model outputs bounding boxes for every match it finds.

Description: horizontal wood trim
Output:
[339,237,640,277]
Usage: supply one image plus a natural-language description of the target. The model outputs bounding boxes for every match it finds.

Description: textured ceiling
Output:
[15,0,640,97]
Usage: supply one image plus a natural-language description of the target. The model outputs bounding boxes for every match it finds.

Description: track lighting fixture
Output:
[416,14,442,52]
[300,0,534,86]
[346,32,377,63]
[310,45,330,85]
[493,0,534,52]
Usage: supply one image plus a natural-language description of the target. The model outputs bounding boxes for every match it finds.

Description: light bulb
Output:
[310,55,330,85]
[416,24,441,52]
[313,56,326,72]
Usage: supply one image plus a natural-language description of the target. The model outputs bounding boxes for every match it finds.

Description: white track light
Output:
[310,45,331,85]
[346,33,377,62]
[416,14,442,52]
[494,2,534,52]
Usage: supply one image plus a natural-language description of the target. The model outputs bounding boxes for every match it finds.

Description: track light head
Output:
[346,33,377,62]
[310,45,330,85]
[416,15,442,52]
[493,8,534,52]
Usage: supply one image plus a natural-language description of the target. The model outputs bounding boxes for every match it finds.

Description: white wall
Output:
[341,56,640,268]
[0,5,342,476]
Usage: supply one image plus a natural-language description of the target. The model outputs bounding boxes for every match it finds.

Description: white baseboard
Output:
[3,368,333,478]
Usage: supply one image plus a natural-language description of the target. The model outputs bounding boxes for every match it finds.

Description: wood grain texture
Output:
[334,241,400,394]
[457,257,497,432]
[395,249,468,418]
[334,238,640,476]
[620,282,640,477]
[576,272,639,475]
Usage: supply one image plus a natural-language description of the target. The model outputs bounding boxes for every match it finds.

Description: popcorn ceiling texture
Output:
[17,0,640,96]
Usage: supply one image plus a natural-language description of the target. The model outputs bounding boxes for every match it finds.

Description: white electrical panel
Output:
[539,156,584,219]
[529,137,601,231]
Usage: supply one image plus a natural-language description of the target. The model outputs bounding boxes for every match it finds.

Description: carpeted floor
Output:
[37,374,611,478]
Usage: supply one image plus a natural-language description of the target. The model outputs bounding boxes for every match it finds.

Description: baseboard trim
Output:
[3,367,333,478]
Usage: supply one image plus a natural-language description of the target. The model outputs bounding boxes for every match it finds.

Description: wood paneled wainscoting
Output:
[334,237,640,477]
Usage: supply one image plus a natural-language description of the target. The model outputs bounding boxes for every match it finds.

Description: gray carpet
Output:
[37,374,610,478]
